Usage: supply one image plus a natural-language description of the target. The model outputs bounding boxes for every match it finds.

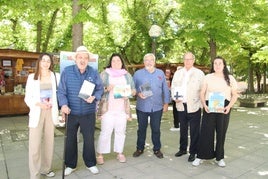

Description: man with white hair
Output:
[171,52,204,162]
[132,53,170,159]
[57,46,104,176]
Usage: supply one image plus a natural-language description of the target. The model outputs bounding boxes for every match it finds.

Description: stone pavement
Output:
[0,105,268,179]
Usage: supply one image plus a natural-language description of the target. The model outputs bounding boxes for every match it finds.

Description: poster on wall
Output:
[2,59,12,67]
[59,51,98,73]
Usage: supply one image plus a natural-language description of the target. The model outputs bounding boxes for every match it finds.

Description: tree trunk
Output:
[208,37,216,61]
[248,57,254,93]
[72,0,83,51]
[255,69,261,93]
[36,21,42,52]
[10,19,18,48]
[264,63,267,93]
[42,9,59,52]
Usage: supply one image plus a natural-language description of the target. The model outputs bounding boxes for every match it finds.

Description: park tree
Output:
[173,0,268,93]
[0,0,32,50]
[231,0,268,93]
[176,0,240,64]
[0,0,71,52]
[72,0,83,51]
[76,0,182,70]
[0,0,267,93]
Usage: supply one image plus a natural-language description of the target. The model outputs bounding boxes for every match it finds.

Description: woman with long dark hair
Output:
[192,56,238,167]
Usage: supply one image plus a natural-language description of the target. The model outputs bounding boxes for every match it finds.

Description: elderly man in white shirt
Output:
[171,52,204,162]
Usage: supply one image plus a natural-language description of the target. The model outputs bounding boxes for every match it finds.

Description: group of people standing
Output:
[171,52,238,167]
[24,46,238,179]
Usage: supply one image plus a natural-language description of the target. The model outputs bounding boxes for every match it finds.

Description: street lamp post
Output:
[149,24,162,57]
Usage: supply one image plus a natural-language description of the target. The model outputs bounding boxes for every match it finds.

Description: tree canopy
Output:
[0,0,267,92]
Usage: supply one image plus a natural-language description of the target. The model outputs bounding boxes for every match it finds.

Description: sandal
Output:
[117,154,126,163]
[96,155,104,165]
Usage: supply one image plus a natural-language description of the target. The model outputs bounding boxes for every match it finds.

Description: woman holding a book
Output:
[96,53,136,165]
[24,53,60,178]
[192,56,238,167]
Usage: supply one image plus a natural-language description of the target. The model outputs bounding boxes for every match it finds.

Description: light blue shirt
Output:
[133,68,170,112]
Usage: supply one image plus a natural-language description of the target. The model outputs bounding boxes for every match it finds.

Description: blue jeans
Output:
[65,113,96,168]
[136,109,163,151]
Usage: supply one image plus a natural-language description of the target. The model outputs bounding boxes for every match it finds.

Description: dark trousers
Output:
[178,104,201,155]
[136,109,163,151]
[197,109,230,160]
[65,113,96,168]
[172,101,180,128]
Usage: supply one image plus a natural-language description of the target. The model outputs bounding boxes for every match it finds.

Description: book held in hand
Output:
[139,82,153,97]
[208,92,225,113]
[78,80,95,100]
[40,88,52,107]
[113,84,132,99]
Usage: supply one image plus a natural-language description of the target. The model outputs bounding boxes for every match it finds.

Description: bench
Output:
[239,98,267,108]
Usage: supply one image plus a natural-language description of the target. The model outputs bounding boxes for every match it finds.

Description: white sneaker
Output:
[64,167,76,176]
[170,127,180,131]
[41,171,55,177]
[87,166,99,174]
[192,158,202,166]
[216,159,226,167]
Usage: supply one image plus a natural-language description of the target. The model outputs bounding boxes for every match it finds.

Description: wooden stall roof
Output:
[0,49,40,59]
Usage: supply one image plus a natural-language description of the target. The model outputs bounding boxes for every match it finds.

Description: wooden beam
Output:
[0,49,40,59]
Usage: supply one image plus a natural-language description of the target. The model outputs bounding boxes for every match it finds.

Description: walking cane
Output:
[62,113,68,179]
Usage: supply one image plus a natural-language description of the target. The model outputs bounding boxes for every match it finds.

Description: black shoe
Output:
[154,150,164,159]
[188,154,196,162]
[133,150,144,157]
[175,150,187,157]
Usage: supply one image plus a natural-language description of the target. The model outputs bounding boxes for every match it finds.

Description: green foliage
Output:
[0,0,267,86]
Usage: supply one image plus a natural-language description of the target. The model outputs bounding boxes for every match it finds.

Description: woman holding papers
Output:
[96,53,136,164]
[192,56,238,167]
[24,53,60,179]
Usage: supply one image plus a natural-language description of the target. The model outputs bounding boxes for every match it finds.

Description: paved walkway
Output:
[0,105,268,179]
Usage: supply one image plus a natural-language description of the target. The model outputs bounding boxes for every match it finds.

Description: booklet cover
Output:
[78,80,95,100]
[208,92,225,113]
[40,89,52,103]
[139,82,153,97]
[113,84,132,99]
[171,87,183,100]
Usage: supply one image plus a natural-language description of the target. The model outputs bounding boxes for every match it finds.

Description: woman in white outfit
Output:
[24,53,60,179]
[96,53,136,164]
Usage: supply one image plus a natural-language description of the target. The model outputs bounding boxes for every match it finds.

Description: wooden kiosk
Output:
[0,49,40,115]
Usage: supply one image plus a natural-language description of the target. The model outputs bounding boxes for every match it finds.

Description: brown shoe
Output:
[133,150,143,157]
[154,150,163,159]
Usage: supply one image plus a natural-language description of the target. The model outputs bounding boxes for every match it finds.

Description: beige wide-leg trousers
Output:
[29,109,54,179]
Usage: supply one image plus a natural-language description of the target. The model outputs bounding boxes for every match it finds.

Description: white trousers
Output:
[97,111,127,154]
